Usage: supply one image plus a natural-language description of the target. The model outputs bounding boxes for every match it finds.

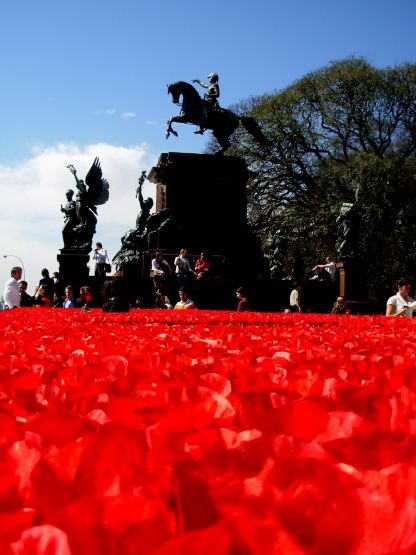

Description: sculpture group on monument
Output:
[61,157,110,253]
[56,72,270,301]
[55,71,363,311]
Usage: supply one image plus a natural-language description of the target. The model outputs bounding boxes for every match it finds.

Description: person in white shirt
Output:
[289,282,302,312]
[3,266,22,308]
[174,249,193,288]
[174,287,196,310]
[311,256,336,281]
[151,251,171,290]
[92,242,109,279]
[386,278,416,317]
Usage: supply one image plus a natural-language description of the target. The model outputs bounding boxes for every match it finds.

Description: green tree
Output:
[220,58,416,300]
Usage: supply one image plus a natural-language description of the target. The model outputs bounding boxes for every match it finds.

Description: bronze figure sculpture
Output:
[112,171,177,268]
[166,79,270,154]
[61,189,77,248]
[135,170,154,235]
[192,72,220,134]
[62,157,109,252]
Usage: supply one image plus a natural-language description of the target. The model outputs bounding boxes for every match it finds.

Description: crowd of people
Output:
[2,248,416,317]
[2,266,95,311]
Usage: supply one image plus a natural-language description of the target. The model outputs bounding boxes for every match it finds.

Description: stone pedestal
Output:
[147,152,263,277]
[337,260,370,311]
[57,250,90,291]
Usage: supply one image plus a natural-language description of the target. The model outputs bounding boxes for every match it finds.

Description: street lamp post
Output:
[3,254,25,281]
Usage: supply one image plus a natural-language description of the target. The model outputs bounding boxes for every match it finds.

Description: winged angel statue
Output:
[61,157,109,252]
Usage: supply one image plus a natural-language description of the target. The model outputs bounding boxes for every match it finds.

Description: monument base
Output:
[57,250,90,291]
[147,152,264,277]
[337,260,371,312]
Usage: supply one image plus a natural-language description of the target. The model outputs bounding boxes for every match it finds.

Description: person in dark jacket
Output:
[19,281,34,307]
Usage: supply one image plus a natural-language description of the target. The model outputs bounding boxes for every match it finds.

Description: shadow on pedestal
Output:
[57,250,90,291]
[337,260,373,313]
[147,152,264,278]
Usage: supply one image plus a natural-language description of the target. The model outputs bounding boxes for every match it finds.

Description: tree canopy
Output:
[221,58,416,302]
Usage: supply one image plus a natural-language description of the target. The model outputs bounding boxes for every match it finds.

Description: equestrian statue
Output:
[166,72,270,154]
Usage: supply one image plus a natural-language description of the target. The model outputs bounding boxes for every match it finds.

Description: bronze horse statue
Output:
[166,81,270,154]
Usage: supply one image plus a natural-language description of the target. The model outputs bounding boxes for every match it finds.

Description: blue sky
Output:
[1,0,415,293]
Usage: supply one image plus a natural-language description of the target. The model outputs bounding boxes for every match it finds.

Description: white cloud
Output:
[145,120,160,126]
[121,112,136,119]
[0,143,157,295]
[92,109,117,116]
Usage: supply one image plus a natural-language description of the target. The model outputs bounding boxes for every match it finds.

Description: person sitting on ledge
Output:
[174,287,196,310]
[151,251,171,290]
[195,251,212,281]
[310,256,336,281]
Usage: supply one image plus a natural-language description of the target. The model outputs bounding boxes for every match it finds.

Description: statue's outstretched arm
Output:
[136,184,144,208]
[193,79,208,88]
[67,164,82,187]
[136,171,146,206]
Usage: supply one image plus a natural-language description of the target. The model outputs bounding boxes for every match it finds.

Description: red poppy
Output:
[0,309,416,553]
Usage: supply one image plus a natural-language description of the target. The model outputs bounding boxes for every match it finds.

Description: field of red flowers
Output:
[1,308,416,554]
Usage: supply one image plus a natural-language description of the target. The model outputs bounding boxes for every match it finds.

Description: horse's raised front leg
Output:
[166,118,178,139]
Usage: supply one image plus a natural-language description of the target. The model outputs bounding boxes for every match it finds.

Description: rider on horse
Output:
[192,72,220,134]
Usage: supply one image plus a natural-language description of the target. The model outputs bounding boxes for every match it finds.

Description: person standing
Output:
[92,242,109,279]
[194,252,212,281]
[62,286,75,308]
[19,280,34,307]
[174,249,193,288]
[53,272,63,296]
[33,286,52,308]
[39,269,54,301]
[386,278,416,317]
[289,282,302,312]
[236,287,251,312]
[3,267,22,308]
